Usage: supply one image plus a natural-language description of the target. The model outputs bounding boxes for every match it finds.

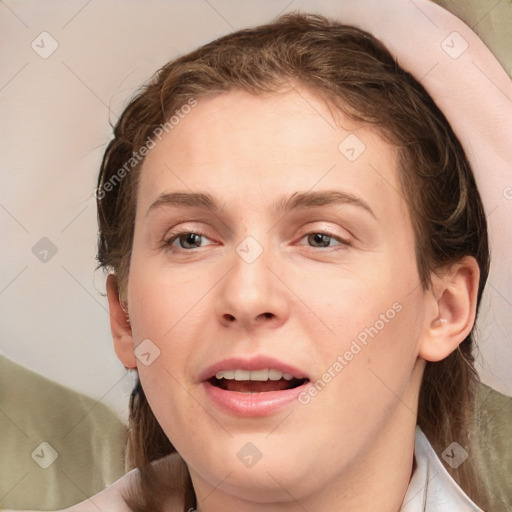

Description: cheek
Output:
[302,259,425,405]
[297,259,419,350]
[319,285,425,425]
[126,260,207,408]
[127,253,211,341]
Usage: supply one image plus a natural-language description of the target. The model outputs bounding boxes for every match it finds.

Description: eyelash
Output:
[163,229,351,252]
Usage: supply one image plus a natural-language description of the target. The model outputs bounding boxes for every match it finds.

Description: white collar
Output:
[400,427,483,511]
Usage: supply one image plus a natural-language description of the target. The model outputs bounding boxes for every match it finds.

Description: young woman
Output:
[94,11,489,512]
[7,3,512,512]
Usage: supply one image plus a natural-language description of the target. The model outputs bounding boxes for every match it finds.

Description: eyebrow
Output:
[146,190,376,219]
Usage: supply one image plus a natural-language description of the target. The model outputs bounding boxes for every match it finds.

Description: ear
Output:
[419,256,480,362]
[106,273,137,369]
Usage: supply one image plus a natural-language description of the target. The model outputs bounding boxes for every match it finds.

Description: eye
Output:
[299,231,350,249]
[162,229,350,252]
[164,230,213,250]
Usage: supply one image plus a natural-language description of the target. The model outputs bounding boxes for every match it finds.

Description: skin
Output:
[54,86,479,512]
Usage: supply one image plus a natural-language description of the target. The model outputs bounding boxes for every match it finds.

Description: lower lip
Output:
[203,381,308,417]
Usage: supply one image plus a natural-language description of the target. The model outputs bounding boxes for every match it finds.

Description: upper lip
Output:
[199,355,310,382]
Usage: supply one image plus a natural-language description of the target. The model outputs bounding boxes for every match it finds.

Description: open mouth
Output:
[209,369,309,393]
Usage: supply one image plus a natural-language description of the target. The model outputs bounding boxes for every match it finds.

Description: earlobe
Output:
[106,273,137,369]
[419,256,480,362]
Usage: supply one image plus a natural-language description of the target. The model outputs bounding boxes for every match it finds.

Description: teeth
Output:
[215,369,297,381]
[268,369,283,380]
[234,369,250,381]
[216,370,235,379]
[250,369,269,381]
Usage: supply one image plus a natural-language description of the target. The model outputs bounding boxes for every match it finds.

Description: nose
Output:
[214,238,290,331]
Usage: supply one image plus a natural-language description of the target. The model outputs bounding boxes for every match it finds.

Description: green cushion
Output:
[431,0,512,78]
[431,382,512,511]
[0,356,127,510]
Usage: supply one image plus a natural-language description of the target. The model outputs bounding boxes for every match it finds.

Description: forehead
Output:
[137,87,407,222]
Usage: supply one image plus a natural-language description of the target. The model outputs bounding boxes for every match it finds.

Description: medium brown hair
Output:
[96,12,490,511]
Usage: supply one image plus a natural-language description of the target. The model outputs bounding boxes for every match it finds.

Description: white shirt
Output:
[401,427,483,511]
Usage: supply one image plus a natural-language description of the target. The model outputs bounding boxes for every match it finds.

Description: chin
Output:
[183,435,324,503]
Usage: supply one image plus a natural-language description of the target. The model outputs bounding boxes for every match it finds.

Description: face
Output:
[121,87,434,504]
